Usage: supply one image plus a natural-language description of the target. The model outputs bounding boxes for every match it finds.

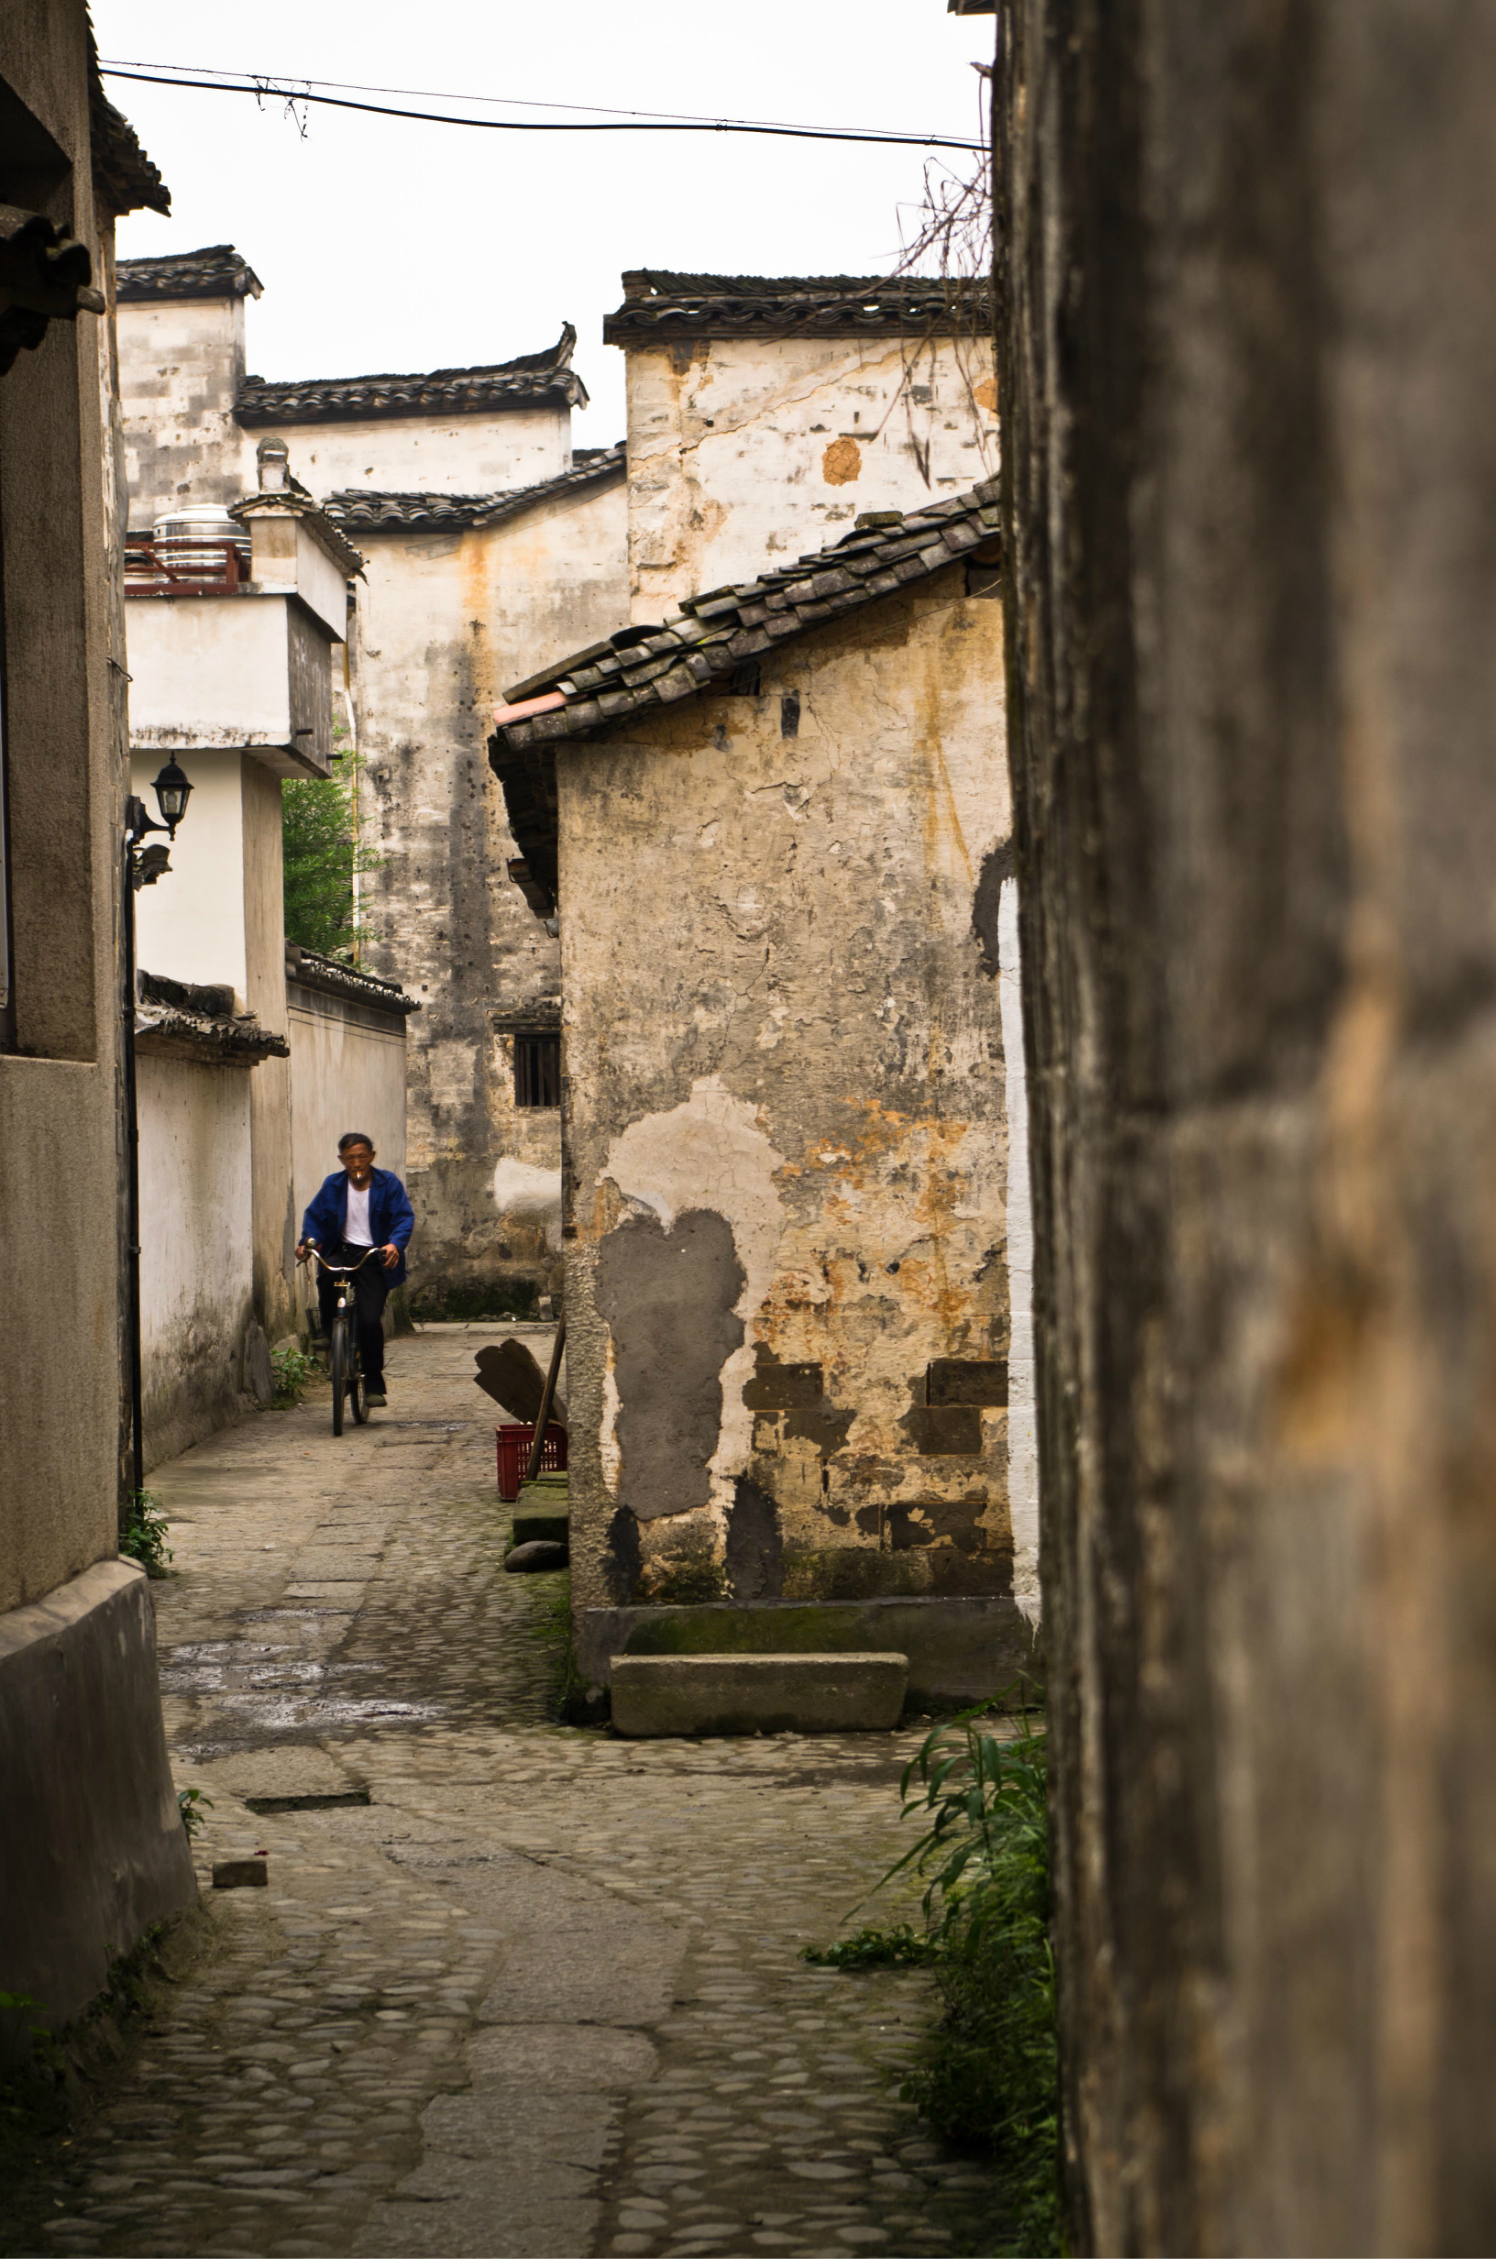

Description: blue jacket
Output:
[301,1166,414,1286]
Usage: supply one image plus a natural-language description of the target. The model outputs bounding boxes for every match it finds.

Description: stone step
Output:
[511,1504,569,1546]
[609,1651,908,1739]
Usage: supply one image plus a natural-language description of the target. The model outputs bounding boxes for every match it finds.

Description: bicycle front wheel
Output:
[349,1336,368,1425]
[330,1315,348,1436]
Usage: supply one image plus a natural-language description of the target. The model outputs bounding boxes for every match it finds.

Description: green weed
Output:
[804,1696,1061,2257]
[176,1788,213,1840]
[269,1344,315,1408]
[801,1923,940,1969]
[119,1491,172,1578]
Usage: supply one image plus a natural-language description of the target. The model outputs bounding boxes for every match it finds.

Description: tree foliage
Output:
[281,752,378,961]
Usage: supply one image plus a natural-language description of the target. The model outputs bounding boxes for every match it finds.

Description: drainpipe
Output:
[121,830,144,1506]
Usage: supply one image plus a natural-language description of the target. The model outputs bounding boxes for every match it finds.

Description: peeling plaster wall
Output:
[623,333,997,619]
[560,570,1024,1616]
[350,478,628,1304]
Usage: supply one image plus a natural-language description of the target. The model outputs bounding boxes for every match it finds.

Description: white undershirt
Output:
[344,1181,374,1246]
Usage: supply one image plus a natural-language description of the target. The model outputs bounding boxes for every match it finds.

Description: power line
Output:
[100,57,913,138]
[99,66,984,153]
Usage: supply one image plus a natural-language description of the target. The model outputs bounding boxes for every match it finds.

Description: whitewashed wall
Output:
[287,986,408,1212]
[623,332,997,620]
[267,406,572,500]
[350,475,628,1306]
[118,288,577,518]
[137,1052,256,1468]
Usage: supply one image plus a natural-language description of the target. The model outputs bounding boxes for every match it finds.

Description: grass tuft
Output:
[804,1694,1060,2256]
[118,1491,172,1579]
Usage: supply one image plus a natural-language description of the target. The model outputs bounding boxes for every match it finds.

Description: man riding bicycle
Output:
[296,1133,414,1409]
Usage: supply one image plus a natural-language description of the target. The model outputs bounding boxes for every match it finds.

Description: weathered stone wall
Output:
[991,3,1493,2251]
[352,477,627,1309]
[622,332,996,620]
[118,291,250,523]
[558,572,1029,1625]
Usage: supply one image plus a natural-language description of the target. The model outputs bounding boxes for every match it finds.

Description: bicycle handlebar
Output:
[301,1243,386,1276]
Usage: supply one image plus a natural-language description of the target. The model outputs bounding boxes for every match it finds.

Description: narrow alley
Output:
[9,1331,1009,2259]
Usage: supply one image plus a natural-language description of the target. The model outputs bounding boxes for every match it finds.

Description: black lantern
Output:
[151,756,193,835]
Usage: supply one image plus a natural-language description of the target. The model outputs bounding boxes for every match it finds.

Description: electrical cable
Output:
[100,56,918,136]
[98,66,984,152]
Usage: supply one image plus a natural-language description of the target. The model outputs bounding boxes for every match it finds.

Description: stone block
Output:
[511,1505,569,1546]
[577,1595,1041,1710]
[609,1651,908,1738]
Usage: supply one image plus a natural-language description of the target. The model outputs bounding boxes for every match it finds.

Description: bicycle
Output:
[303,1245,382,1436]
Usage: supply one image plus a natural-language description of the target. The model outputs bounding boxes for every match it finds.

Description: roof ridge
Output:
[322,446,627,533]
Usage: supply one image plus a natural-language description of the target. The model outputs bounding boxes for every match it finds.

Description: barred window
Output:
[514,1033,561,1109]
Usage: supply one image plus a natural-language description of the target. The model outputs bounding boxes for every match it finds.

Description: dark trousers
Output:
[317,1240,389,1386]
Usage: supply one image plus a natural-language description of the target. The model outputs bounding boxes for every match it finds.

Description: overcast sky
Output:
[96,2,994,443]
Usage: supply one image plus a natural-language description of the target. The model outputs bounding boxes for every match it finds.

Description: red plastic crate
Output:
[495,1422,568,1502]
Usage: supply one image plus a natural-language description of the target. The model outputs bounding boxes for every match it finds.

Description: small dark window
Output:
[965,559,1003,598]
[514,1033,561,1108]
[730,660,761,696]
[780,691,800,738]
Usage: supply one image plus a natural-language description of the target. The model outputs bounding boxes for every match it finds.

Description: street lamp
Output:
[151,756,192,833]
[125,756,194,887]
[122,757,194,1507]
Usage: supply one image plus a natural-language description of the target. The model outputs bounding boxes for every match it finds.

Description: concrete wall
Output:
[559,570,1033,1635]
[125,594,332,762]
[622,332,996,619]
[118,291,250,525]
[352,474,628,1310]
[0,0,195,2020]
[136,1049,256,1465]
[991,4,1493,2251]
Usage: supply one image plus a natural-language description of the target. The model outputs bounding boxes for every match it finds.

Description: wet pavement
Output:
[10,1331,1009,2259]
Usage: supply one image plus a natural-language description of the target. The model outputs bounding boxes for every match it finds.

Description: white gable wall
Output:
[623,330,997,620]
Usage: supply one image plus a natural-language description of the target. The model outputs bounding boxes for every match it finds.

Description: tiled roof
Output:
[117,244,260,302]
[322,445,625,533]
[90,65,170,218]
[494,480,999,750]
[603,271,989,344]
[285,946,420,1016]
[235,326,586,428]
[489,481,1000,918]
[135,971,289,1063]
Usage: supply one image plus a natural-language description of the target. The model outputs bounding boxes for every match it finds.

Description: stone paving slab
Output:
[4,1335,1011,2259]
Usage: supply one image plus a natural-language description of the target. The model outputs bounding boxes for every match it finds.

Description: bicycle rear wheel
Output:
[330,1314,348,1436]
[349,1336,368,1424]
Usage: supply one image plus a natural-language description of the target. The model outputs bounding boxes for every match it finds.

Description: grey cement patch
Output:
[466,2022,658,2089]
[596,1207,745,1521]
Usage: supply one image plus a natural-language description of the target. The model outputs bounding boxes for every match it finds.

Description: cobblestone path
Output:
[9,1332,1009,2259]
